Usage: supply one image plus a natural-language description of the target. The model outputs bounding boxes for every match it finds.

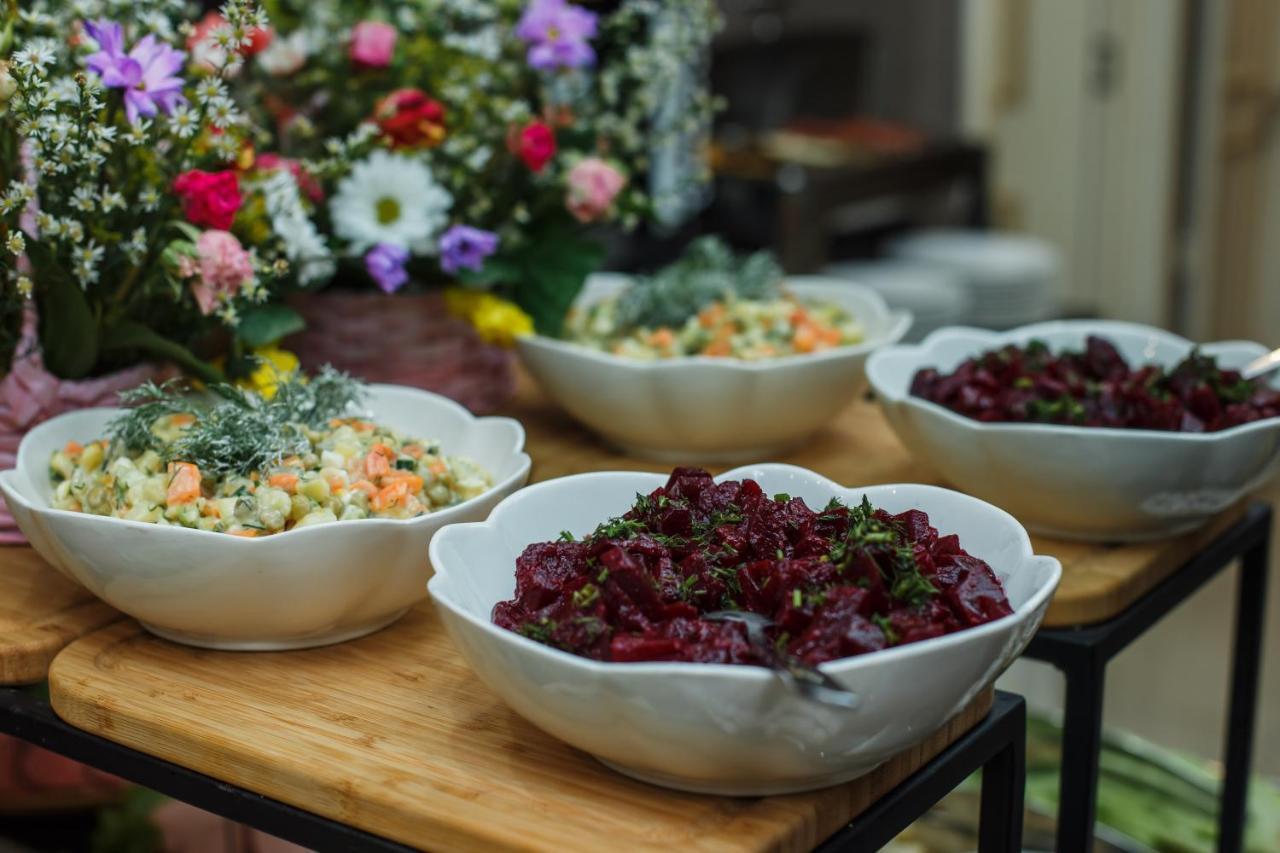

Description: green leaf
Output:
[506,224,606,336]
[235,303,306,348]
[35,261,99,379]
[101,320,226,386]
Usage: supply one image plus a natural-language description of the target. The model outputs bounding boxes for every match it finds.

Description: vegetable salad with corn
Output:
[562,237,863,361]
[567,293,864,361]
[48,369,491,536]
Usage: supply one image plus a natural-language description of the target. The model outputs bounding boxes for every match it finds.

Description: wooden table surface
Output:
[0,548,119,685]
[50,609,992,852]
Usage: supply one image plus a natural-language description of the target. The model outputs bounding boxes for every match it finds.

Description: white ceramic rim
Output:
[518,276,913,372]
[428,463,1061,683]
[868,319,1280,443]
[3,382,532,544]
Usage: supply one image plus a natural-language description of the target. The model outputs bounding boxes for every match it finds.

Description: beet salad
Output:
[492,468,1012,666]
[910,336,1280,432]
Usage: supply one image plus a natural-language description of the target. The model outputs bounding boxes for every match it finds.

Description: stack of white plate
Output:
[886,229,1059,329]
[822,259,971,343]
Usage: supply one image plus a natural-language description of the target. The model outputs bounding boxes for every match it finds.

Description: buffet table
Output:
[0,375,1270,851]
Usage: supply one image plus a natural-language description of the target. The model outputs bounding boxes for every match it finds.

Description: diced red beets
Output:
[492,470,1014,666]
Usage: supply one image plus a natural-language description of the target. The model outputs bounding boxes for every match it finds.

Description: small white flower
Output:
[207,97,241,130]
[73,261,99,287]
[257,170,334,286]
[168,106,198,139]
[15,275,33,299]
[35,212,59,236]
[329,150,453,254]
[139,188,161,211]
[13,42,56,71]
[194,77,227,105]
[62,220,85,243]
[94,124,119,143]
[210,133,240,160]
[71,186,97,213]
[124,227,147,263]
[101,190,125,212]
[125,123,149,145]
[216,301,239,325]
[74,241,104,268]
[6,231,25,255]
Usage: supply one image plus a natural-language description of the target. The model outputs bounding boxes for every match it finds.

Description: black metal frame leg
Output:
[1024,503,1273,853]
[978,699,1027,853]
[1220,525,1271,853]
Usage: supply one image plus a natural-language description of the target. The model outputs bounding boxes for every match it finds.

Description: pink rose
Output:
[565,157,626,223]
[190,230,253,315]
[350,21,397,69]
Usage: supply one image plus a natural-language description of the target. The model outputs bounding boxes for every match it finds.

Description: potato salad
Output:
[48,371,491,536]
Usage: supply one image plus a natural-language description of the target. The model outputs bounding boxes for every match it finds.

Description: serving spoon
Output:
[1242,347,1280,381]
[703,610,860,710]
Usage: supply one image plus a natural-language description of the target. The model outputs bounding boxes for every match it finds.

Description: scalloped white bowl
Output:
[428,464,1060,795]
[516,274,912,462]
[0,385,531,650]
[867,320,1280,541]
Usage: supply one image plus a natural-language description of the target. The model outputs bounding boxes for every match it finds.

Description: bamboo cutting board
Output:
[49,610,992,852]
[0,547,120,685]
[505,374,1252,627]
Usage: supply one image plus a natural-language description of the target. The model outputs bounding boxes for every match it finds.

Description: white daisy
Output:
[256,30,309,76]
[71,186,96,212]
[329,150,452,254]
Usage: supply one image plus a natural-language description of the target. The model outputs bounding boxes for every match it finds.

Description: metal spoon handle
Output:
[1242,347,1280,381]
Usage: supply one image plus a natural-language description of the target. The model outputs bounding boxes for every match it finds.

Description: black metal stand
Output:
[1024,502,1272,853]
[0,685,1026,852]
[819,691,1026,853]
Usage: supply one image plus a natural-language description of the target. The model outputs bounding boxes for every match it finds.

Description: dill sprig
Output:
[106,380,192,454]
[104,366,366,477]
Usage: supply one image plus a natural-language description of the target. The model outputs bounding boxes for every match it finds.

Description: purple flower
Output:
[515,0,597,70]
[365,242,411,293]
[84,19,186,125]
[439,225,499,275]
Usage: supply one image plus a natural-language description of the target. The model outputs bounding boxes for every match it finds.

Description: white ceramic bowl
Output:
[0,385,531,650]
[428,464,1060,796]
[516,274,911,462]
[867,320,1280,541]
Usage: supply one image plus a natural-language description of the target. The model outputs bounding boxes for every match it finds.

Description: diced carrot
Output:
[268,472,299,493]
[371,480,411,512]
[816,323,842,345]
[698,303,725,328]
[166,462,202,506]
[356,421,375,432]
[403,444,424,459]
[647,327,675,349]
[326,474,347,493]
[427,458,448,476]
[351,479,378,498]
[381,472,424,493]
[229,528,259,538]
[281,455,302,468]
[364,449,391,479]
[202,502,221,518]
[371,443,396,459]
[63,441,83,456]
[329,418,345,428]
[790,307,810,327]
[171,413,196,427]
[793,324,818,353]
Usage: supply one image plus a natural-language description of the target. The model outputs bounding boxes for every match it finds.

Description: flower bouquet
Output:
[220,0,720,399]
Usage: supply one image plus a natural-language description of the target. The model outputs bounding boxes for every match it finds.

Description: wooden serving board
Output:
[0,547,120,685]
[50,610,992,852]
[504,373,1251,627]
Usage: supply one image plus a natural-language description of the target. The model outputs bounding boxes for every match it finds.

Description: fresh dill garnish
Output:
[592,515,647,540]
[571,583,600,608]
[871,613,899,645]
[104,366,367,477]
[106,380,191,454]
[558,530,576,542]
[677,573,701,601]
[518,617,558,644]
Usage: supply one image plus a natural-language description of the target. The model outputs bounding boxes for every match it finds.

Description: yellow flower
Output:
[242,345,301,399]
[444,288,533,348]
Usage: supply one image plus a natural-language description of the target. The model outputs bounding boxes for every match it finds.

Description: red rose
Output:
[373,89,446,149]
[173,170,243,230]
[512,121,556,173]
